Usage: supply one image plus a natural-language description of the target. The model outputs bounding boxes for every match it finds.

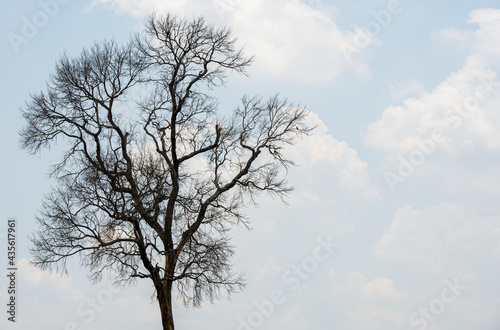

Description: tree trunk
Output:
[157,280,175,330]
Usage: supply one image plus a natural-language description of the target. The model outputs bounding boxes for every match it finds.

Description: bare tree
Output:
[20,13,310,330]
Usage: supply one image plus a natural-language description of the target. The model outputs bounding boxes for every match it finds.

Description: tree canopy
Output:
[21,13,311,329]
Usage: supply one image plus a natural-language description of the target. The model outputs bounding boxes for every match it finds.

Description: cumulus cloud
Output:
[275,305,309,329]
[367,9,500,162]
[0,259,160,329]
[374,203,500,274]
[347,271,408,301]
[16,259,83,300]
[387,79,426,102]
[325,270,411,330]
[365,55,500,156]
[347,305,408,329]
[288,111,380,202]
[467,8,500,63]
[88,0,377,82]
[432,26,473,44]
[0,259,81,329]
[432,8,500,62]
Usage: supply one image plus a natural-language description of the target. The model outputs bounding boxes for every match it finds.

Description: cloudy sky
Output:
[2,0,500,329]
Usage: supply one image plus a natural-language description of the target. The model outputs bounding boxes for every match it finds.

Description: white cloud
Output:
[365,11,500,194]
[365,55,500,156]
[0,259,81,329]
[0,259,161,330]
[366,9,500,180]
[374,203,500,274]
[276,305,309,329]
[347,305,408,329]
[235,302,309,330]
[433,9,500,61]
[88,0,377,82]
[326,263,499,330]
[431,27,474,50]
[468,8,500,63]
[326,269,409,329]
[387,79,426,102]
[347,271,408,301]
[288,111,381,201]
[16,259,83,301]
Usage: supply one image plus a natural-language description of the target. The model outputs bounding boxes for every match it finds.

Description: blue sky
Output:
[2,0,500,329]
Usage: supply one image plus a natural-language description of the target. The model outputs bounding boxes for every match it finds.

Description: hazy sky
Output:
[2,0,500,329]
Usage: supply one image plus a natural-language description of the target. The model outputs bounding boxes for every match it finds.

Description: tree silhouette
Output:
[20,13,310,330]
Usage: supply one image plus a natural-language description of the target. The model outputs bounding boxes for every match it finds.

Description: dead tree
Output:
[20,13,310,330]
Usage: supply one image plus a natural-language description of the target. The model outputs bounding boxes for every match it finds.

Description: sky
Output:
[1,0,500,329]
